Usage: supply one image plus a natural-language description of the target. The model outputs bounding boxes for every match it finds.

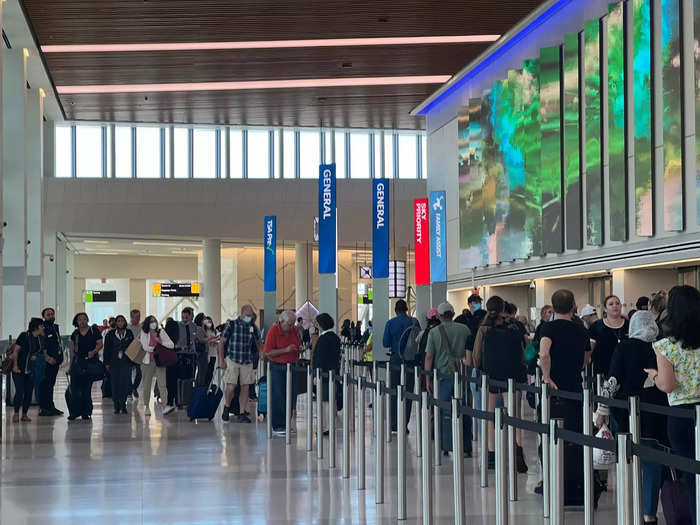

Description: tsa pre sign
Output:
[414,198,430,285]
[372,179,389,279]
[318,164,337,274]
[264,216,276,291]
[429,191,447,283]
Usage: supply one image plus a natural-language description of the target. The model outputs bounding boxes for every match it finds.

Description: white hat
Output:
[437,302,455,315]
[580,304,596,317]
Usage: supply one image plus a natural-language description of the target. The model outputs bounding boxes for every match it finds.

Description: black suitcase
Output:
[177,378,195,406]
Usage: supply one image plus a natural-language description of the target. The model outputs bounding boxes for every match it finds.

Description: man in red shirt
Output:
[264,310,302,434]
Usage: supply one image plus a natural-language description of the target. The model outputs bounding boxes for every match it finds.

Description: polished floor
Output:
[1,375,635,524]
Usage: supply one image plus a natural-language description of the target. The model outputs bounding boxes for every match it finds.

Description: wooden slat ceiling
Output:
[21,0,544,129]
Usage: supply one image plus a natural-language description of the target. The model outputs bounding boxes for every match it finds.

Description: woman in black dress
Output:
[69,313,103,420]
[103,315,134,414]
[589,295,629,378]
[311,313,341,434]
[9,318,45,422]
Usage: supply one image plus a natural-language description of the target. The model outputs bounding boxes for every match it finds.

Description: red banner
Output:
[414,198,430,285]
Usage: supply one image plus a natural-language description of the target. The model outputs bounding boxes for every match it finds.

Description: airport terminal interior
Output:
[2,0,700,523]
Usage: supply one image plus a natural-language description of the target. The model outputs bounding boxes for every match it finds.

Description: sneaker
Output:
[114,409,120,414]
[534,481,543,495]
[81,415,91,421]
[67,415,77,421]
[272,428,286,436]
[163,405,176,415]
[237,414,252,424]
[122,408,128,415]
[133,391,139,400]
[52,408,65,416]
[222,408,230,422]
[144,407,151,417]
[39,410,53,417]
[21,414,32,422]
[12,414,19,423]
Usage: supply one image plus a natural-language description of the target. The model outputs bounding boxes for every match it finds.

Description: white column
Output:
[42,231,56,311]
[65,248,74,328]
[295,241,312,309]
[415,285,431,329]
[202,239,222,325]
[2,48,26,338]
[611,269,626,312]
[26,88,43,318]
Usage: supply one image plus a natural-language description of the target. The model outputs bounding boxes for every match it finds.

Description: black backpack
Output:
[398,320,421,362]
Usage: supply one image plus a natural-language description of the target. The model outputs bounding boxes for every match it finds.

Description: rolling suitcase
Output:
[177,378,194,406]
[257,376,267,416]
[188,378,223,421]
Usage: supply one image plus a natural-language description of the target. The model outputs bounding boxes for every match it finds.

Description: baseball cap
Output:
[580,304,596,317]
[427,308,439,320]
[437,302,455,315]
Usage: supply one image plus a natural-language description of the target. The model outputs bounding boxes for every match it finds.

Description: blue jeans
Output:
[640,438,663,517]
[270,362,295,430]
[439,377,472,454]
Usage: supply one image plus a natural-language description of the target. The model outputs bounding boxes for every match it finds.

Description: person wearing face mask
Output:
[196,315,220,388]
[103,315,134,414]
[219,305,261,423]
[589,295,629,378]
[39,307,64,416]
[9,318,45,422]
[68,313,103,421]
[138,315,176,417]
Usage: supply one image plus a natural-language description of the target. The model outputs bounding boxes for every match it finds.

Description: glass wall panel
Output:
[384,132,394,178]
[634,0,653,235]
[163,128,171,178]
[324,131,333,164]
[106,125,113,178]
[273,129,281,178]
[136,126,160,178]
[55,126,72,178]
[398,134,417,179]
[193,129,216,179]
[76,126,102,178]
[115,126,132,178]
[421,135,427,178]
[335,131,346,178]
[350,132,370,178]
[584,19,603,245]
[299,130,320,179]
[696,0,700,226]
[283,130,295,179]
[248,129,270,179]
[173,128,189,179]
[374,133,383,177]
[563,34,583,249]
[229,129,243,179]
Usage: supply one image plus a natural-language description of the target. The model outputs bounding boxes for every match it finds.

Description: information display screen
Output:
[152,282,200,297]
[85,290,117,303]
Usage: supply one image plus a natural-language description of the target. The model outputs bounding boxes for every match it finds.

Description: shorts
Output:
[223,359,255,386]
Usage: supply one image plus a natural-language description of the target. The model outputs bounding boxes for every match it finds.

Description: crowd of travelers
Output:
[3,285,699,523]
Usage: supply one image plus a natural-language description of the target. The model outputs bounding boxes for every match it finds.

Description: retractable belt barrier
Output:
[276,351,700,525]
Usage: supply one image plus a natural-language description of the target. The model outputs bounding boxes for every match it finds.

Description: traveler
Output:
[533,304,554,342]
[39,307,64,416]
[383,299,420,433]
[311,313,341,434]
[219,305,261,423]
[340,319,352,341]
[417,308,441,362]
[468,293,483,313]
[103,315,134,414]
[169,307,197,406]
[472,296,527,471]
[636,296,650,311]
[424,302,471,455]
[650,291,668,338]
[650,285,700,521]
[597,311,668,524]
[139,315,176,417]
[454,308,472,327]
[196,315,220,387]
[589,295,629,377]
[8,318,45,422]
[263,310,302,435]
[99,319,110,333]
[68,313,103,421]
[127,309,142,399]
[466,296,487,351]
[579,304,598,330]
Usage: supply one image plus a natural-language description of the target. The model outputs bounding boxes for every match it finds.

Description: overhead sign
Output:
[85,290,116,303]
[318,164,337,274]
[414,198,430,285]
[359,266,373,279]
[372,179,390,279]
[153,282,200,297]
[389,260,406,299]
[264,216,276,292]
[429,191,447,283]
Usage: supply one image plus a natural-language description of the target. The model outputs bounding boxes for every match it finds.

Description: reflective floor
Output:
[1,376,638,524]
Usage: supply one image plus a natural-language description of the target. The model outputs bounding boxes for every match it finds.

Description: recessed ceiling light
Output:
[57,75,452,94]
[132,241,203,247]
[82,240,109,244]
[42,35,500,53]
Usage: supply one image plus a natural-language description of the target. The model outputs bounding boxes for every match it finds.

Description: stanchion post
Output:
[421,391,433,525]
[695,405,700,525]
[583,388,595,525]
[385,364,392,443]
[316,368,324,460]
[306,366,313,452]
[415,366,422,458]
[541,383,550,518]
[342,372,350,479]
[550,418,564,525]
[617,433,632,525]
[375,380,384,504]
[266,361,272,439]
[452,397,465,525]
[480,373,489,488]
[358,375,366,490]
[397,384,407,521]
[400,363,406,386]
[433,369,441,467]
[507,378,517,502]
[329,370,336,468]
[285,364,292,445]
[629,396,642,525]
[495,408,509,525]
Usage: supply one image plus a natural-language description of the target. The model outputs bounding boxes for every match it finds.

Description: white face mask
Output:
[149,322,158,331]
[204,321,212,329]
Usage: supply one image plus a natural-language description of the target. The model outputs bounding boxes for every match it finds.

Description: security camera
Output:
[529,280,536,289]
[49,255,54,262]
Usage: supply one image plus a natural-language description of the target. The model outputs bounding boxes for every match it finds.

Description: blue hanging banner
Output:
[263,215,276,292]
[429,191,447,283]
[318,164,337,274]
[372,179,389,278]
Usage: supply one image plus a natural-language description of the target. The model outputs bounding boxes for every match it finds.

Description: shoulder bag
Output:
[154,343,178,368]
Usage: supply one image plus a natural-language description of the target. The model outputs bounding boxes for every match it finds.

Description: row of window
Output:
[55,124,426,180]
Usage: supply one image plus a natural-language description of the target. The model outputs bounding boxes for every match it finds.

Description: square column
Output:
[25,88,43,317]
[202,239,222,325]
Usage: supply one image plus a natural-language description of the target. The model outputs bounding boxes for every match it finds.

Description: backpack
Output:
[398,320,421,362]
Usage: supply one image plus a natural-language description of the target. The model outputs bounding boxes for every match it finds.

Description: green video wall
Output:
[458,0,697,269]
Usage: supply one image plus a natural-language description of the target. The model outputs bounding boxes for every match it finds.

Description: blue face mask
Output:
[472,303,481,312]
[243,316,253,324]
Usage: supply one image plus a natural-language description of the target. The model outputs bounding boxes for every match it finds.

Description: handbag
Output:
[154,343,178,368]
[661,466,693,525]
[125,339,146,364]
[70,358,105,382]
[592,423,617,469]
[1,354,13,375]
